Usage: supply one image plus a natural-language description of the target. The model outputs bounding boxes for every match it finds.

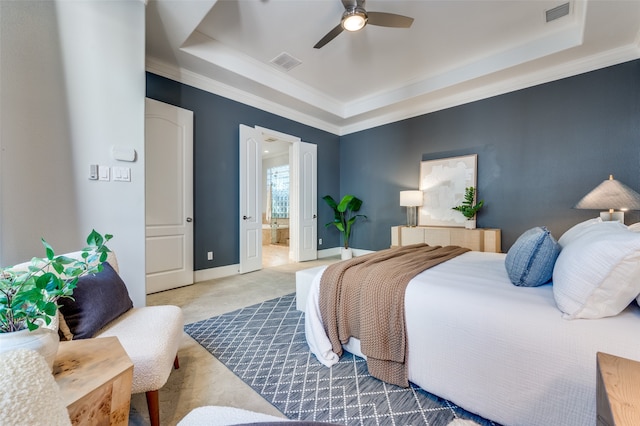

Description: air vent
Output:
[269,52,302,72]
[545,2,570,22]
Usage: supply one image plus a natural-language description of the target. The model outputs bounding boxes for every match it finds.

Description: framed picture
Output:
[419,154,477,227]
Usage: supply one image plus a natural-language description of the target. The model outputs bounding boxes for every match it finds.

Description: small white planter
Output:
[341,248,353,260]
[465,219,477,229]
[0,326,60,370]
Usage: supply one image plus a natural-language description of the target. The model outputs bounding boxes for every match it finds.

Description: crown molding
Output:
[340,44,640,135]
[181,32,345,117]
[148,41,640,137]
[146,57,341,135]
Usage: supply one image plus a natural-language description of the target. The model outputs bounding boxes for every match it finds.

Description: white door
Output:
[239,124,262,273]
[145,98,194,293]
[291,141,317,261]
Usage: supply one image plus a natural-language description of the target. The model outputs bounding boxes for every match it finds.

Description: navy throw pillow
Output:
[58,262,133,339]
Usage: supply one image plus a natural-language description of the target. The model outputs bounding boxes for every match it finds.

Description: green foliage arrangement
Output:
[323,195,367,249]
[0,230,112,333]
[452,187,484,220]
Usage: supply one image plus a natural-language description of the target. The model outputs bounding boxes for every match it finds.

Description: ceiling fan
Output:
[314,0,414,49]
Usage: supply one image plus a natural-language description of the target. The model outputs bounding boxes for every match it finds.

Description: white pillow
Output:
[553,223,640,319]
[558,217,614,248]
[629,222,640,232]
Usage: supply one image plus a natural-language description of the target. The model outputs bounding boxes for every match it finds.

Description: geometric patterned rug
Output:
[184,293,500,426]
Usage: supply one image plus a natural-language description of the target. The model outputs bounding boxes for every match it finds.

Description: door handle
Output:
[313,214,317,219]
[186,217,193,223]
[243,215,252,220]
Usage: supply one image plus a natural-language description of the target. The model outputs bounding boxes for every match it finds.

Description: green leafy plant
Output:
[0,230,112,333]
[323,195,367,249]
[452,187,484,220]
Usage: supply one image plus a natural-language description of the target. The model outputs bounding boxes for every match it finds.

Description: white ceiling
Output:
[145,0,640,135]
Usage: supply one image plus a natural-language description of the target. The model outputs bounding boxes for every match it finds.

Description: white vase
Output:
[0,320,60,370]
[465,219,476,229]
[341,248,353,260]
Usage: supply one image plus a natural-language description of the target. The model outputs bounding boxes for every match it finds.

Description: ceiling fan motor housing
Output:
[342,7,368,31]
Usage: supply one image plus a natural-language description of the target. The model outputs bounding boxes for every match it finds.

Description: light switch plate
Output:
[112,166,131,182]
[98,165,110,181]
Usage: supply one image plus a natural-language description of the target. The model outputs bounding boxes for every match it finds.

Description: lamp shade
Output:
[400,190,423,207]
[574,175,640,211]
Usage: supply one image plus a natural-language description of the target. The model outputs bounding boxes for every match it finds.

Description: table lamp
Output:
[574,175,640,222]
[400,190,423,227]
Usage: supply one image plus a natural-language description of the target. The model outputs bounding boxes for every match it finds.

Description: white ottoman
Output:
[295,266,327,312]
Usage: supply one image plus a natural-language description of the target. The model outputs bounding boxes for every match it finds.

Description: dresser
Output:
[391,226,501,253]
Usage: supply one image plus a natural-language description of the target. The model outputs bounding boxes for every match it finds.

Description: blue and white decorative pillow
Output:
[505,226,561,287]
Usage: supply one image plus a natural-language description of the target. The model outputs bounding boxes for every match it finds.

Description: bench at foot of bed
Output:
[295,265,327,312]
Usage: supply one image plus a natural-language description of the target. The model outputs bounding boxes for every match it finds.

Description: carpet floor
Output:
[184,293,499,426]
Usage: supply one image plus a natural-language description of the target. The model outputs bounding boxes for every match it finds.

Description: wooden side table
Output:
[597,352,640,426]
[53,336,133,426]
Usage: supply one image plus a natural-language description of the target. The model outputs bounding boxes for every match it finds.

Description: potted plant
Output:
[323,195,367,260]
[0,229,112,368]
[452,187,484,229]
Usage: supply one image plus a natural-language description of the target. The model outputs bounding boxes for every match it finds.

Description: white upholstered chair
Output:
[94,303,183,426]
[178,406,348,426]
[55,251,184,426]
[178,407,480,426]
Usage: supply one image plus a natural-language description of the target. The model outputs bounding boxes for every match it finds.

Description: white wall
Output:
[0,1,146,306]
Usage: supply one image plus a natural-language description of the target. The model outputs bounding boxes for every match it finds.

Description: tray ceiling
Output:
[146,0,640,135]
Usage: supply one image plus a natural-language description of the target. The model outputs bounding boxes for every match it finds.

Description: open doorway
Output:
[239,124,317,274]
[262,139,292,268]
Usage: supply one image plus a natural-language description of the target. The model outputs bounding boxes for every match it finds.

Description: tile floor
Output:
[261,244,292,268]
[129,248,338,425]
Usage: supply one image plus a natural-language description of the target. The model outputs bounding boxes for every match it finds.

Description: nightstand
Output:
[597,352,640,426]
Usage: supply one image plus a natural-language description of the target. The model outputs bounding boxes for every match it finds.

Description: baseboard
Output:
[318,247,340,258]
[352,248,374,256]
[317,247,374,258]
[194,263,239,283]
[193,247,375,283]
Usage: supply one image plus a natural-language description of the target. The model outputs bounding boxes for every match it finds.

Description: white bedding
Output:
[305,251,640,426]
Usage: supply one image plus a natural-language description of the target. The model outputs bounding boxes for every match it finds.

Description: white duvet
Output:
[305,251,640,426]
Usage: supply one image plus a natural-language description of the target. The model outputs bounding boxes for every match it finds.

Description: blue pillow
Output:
[505,226,561,287]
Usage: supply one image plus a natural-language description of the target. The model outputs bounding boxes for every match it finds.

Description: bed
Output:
[305,219,640,426]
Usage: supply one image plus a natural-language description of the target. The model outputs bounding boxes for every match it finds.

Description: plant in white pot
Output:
[452,187,484,229]
[0,230,112,368]
[322,194,367,260]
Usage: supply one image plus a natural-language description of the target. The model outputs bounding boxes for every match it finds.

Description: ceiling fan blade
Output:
[314,24,344,49]
[367,11,414,28]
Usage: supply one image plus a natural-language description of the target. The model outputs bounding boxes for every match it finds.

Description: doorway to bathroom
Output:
[262,149,291,268]
[239,124,317,274]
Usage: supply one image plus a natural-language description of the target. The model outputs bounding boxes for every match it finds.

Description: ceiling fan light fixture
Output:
[342,8,367,31]
[313,1,413,48]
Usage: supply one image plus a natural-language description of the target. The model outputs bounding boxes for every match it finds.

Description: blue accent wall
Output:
[146,73,340,270]
[341,60,640,250]
[147,59,640,268]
